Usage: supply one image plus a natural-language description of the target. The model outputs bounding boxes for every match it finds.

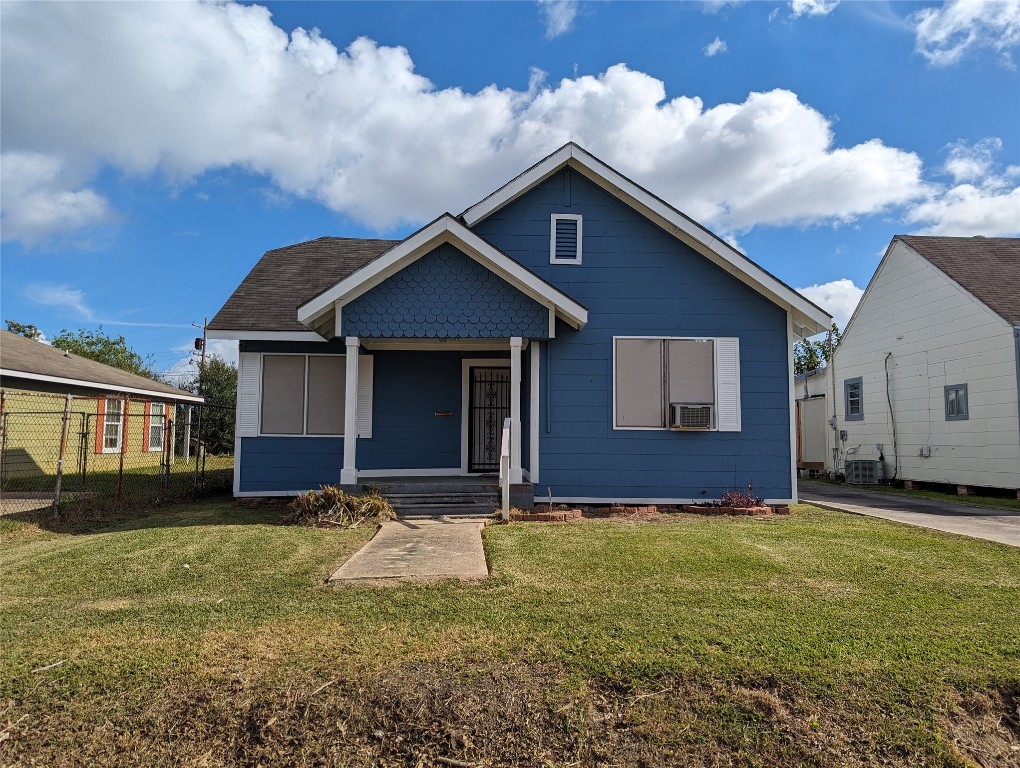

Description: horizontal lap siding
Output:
[359,351,463,470]
[474,169,792,501]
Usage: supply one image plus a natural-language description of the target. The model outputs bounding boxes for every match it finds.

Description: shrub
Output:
[284,486,395,528]
[717,483,764,508]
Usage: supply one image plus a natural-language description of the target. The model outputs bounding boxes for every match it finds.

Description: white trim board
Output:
[545,496,796,505]
[1,368,204,403]
[297,214,588,331]
[460,143,830,336]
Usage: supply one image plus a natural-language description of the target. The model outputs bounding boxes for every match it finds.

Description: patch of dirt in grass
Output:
[942,686,1020,768]
[0,661,971,767]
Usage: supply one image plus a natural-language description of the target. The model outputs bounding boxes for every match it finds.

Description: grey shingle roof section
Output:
[0,330,202,401]
[209,237,398,332]
[898,236,1020,325]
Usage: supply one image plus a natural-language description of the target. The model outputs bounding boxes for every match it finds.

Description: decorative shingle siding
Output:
[471,168,793,501]
[342,243,550,339]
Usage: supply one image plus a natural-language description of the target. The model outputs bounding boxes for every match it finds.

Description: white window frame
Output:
[612,336,740,432]
[148,402,166,452]
[550,213,583,265]
[258,353,345,438]
[102,397,124,453]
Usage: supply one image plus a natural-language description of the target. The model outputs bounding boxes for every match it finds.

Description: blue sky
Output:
[1,0,1018,382]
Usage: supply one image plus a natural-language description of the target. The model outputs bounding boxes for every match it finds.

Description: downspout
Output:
[884,352,898,481]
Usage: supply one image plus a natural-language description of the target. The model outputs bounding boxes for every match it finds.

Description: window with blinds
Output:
[613,337,741,431]
[550,213,582,264]
[260,354,346,436]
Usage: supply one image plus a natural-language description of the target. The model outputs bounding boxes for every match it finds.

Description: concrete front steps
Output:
[357,477,533,518]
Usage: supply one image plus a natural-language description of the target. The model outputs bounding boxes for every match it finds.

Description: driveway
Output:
[799,481,1020,548]
[328,517,489,582]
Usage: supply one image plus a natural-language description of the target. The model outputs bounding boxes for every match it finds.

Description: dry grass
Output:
[2,498,1019,766]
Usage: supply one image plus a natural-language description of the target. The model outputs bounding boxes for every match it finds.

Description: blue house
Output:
[209,144,831,505]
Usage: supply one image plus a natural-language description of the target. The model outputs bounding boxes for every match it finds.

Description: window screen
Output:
[306,356,346,434]
[615,338,663,427]
[945,384,968,420]
[844,377,863,421]
[261,355,306,434]
[667,339,715,404]
[148,402,165,451]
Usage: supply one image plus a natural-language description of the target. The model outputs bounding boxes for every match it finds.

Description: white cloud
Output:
[795,278,863,329]
[1,0,931,243]
[537,1,579,39]
[703,37,728,57]
[789,0,839,18]
[0,152,113,245]
[910,0,1020,67]
[24,283,97,321]
[904,137,1020,236]
[943,137,1002,183]
[701,1,744,13]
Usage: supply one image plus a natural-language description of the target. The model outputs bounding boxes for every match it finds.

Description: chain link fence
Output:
[0,389,234,516]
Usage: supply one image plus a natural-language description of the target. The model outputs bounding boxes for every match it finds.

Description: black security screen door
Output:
[468,367,511,472]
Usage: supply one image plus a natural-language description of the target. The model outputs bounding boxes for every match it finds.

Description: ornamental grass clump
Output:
[284,486,395,528]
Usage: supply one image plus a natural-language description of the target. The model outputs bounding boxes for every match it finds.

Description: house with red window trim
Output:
[0,330,202,477]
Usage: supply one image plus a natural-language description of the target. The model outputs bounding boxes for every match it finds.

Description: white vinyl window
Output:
[148,402,165,452]
[259,354,346,436]
[550,214,582,265]
[613,336,741,432]
[103,398,124,452]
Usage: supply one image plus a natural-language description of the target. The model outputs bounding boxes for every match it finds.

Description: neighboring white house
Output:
[823,235,1020,493]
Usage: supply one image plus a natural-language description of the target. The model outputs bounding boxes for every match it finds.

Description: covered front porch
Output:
[340,337,538,490]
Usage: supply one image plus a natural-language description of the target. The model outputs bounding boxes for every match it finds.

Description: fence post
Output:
[193,405,203,487]
[0,389,6,484]
[117,397,129,502]
[52,394,74,511]
[183,406,192,461]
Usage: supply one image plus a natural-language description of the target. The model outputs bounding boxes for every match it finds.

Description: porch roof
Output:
[297,215,589,335]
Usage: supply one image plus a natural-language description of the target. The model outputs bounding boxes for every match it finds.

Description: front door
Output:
[468,366,510,472]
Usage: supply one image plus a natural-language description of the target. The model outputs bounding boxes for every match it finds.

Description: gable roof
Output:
[898,235,1020,325]
[460,142,832,337]
[297,214,589,330]
[208,237,397,335]
[0,330,203,403]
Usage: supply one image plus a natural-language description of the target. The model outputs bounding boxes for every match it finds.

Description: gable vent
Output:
[550,214,582,264]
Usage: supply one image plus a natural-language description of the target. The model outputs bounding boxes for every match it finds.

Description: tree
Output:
[51,326,157,379]
[794,322,843,374]
[194,355,237,455]
[5,319,43,340]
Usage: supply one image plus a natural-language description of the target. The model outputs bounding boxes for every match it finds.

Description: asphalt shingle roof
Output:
[208,237,398,332]
[898,236,1020,325]
[0,330,202,401]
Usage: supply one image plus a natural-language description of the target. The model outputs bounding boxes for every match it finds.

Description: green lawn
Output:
[2,500,1018,766]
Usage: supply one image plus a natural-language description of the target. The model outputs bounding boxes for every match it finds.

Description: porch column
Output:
[341,336,359,485]
[510,337,523,483]
[530,340,540,484]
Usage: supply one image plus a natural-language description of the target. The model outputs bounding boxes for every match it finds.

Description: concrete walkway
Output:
[800,480,1020,548]
[328,517,490,582]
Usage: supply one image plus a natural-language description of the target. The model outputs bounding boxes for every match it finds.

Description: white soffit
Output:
[460,143,831,335]
[297,215,588,329]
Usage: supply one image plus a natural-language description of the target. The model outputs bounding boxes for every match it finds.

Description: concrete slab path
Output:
[328,517,489,582]
[800,480,1020,548]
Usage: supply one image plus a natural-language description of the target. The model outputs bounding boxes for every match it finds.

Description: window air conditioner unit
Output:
[670,403,713,430]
